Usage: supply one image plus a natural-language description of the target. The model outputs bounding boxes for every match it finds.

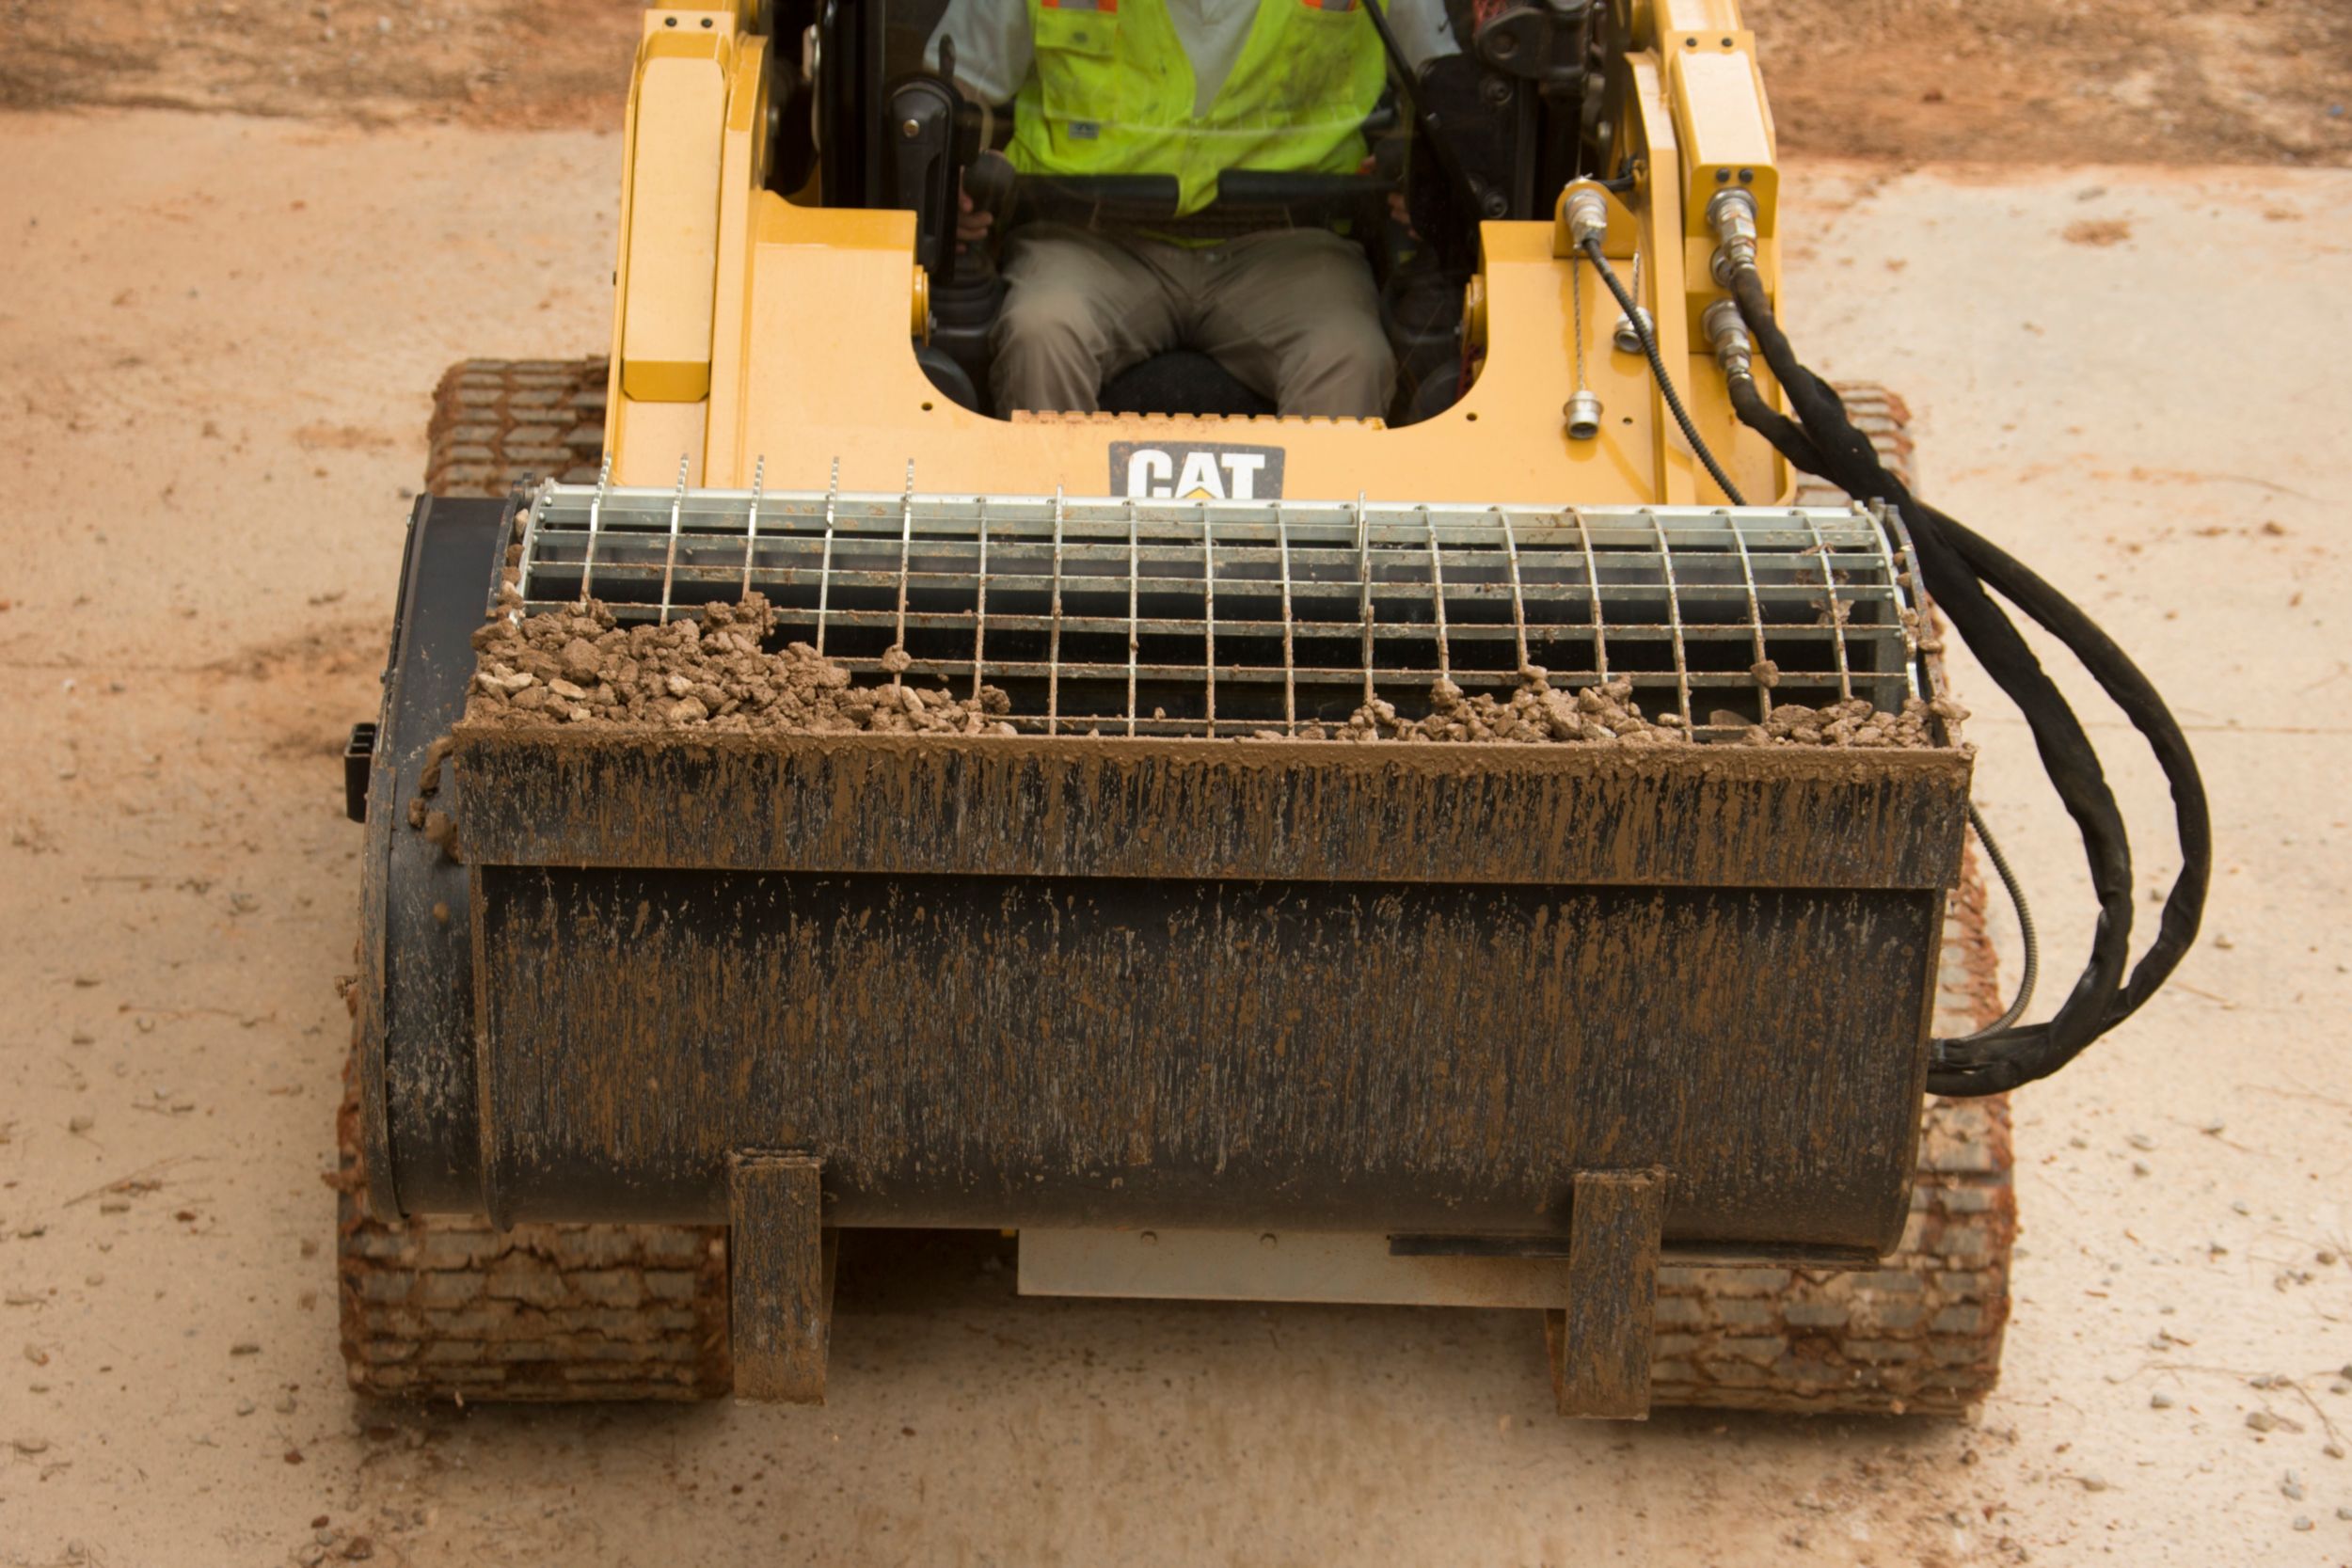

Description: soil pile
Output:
[1319,674,1956,748]
[464,595,1017,736]
[1743,694,1959,749]
[468,599,1957,746]
[1329,673,1690,745]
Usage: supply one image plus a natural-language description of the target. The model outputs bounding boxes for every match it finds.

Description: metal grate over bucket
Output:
[512,474,1930,739]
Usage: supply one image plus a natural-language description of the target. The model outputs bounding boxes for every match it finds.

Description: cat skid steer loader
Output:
[336,0,2206,1418]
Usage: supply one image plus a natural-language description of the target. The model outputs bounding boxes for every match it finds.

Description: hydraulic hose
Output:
[1964,803,2039,1038]
[1725,371,1822,475]
[1581,236,1747,505]
[1724,261,2130,1088]
[1718,258,2209,1094]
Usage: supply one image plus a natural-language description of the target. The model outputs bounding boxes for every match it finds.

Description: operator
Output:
[926,0,1455,419]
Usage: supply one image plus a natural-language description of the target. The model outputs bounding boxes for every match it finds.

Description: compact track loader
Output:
[339,0,2206,1418]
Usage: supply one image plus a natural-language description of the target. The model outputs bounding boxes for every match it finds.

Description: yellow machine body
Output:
[600,0,1803,508]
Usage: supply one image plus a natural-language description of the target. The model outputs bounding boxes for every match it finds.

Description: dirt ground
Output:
[3,0,2348,166]
[3,8,2352,1563]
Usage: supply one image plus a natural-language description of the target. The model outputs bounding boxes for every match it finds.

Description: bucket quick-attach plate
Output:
[510,480,1930,739]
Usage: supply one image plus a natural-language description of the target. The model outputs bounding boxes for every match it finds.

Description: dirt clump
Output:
[1300,673,1955,748]
[1325,673,1691,745]
[464,594,1017,736]
[1743,694,1958,749]
[2063,219,2135,247]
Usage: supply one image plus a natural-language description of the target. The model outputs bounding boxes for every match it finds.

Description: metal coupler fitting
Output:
[1564,388,1603,441]
[1702,297,1755,384]
[1613,306,1655,356]
[1706,188,1760,288]
[1564,186,1610,247]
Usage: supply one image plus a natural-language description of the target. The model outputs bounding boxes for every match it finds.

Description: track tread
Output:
[423,356,608,497]
[346,354,720,1402]
[335,1048,730,1402]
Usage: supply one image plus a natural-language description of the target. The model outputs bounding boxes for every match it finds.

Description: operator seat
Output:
[1098,351,1276,419]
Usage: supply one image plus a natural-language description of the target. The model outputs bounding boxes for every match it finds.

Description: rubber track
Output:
[355,362,2011,1412]
[340,361,717,1402]
[422,356,608,496]
[335,1043,731,1401]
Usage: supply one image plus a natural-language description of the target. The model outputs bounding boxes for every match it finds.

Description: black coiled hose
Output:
[1719,259,2210,1095]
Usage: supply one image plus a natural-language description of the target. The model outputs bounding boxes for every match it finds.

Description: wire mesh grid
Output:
[514,476,1928,738]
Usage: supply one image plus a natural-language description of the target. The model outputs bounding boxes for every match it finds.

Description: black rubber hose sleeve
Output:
[1728,260,2208,1088]
[1724,261,2138,1091]
[1724,372,1825,476]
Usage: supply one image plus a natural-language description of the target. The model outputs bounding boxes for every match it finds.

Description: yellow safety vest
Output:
[1009,0,1388,215]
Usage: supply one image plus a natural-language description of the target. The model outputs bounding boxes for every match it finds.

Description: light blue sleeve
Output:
[1383,0,1461,73]
[927,0,1035,105]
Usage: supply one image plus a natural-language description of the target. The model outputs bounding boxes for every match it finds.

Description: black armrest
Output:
[1001,169,1389,231]
[1213,170,1389,206]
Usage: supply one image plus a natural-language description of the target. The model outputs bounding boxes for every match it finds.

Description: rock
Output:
[10,1437,49,1455]
[2247,1410,2280,1432]
[2149,1390,2173,1409]
[235,1398,256,1416]
[67,1114,93,1133]
[2281,1471,2303,1500]
[2078,1475,2110,1493]
[558,638,601,681]
[2291,1517,2312,1531]
[2126,1132,2154,1150]
[230,1340,261,1356]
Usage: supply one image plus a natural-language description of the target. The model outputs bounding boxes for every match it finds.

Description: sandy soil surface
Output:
[3,0,2348,166]
[2,109,2351,1566]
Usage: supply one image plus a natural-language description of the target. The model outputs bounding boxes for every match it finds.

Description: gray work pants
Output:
[990,223,1396,420]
